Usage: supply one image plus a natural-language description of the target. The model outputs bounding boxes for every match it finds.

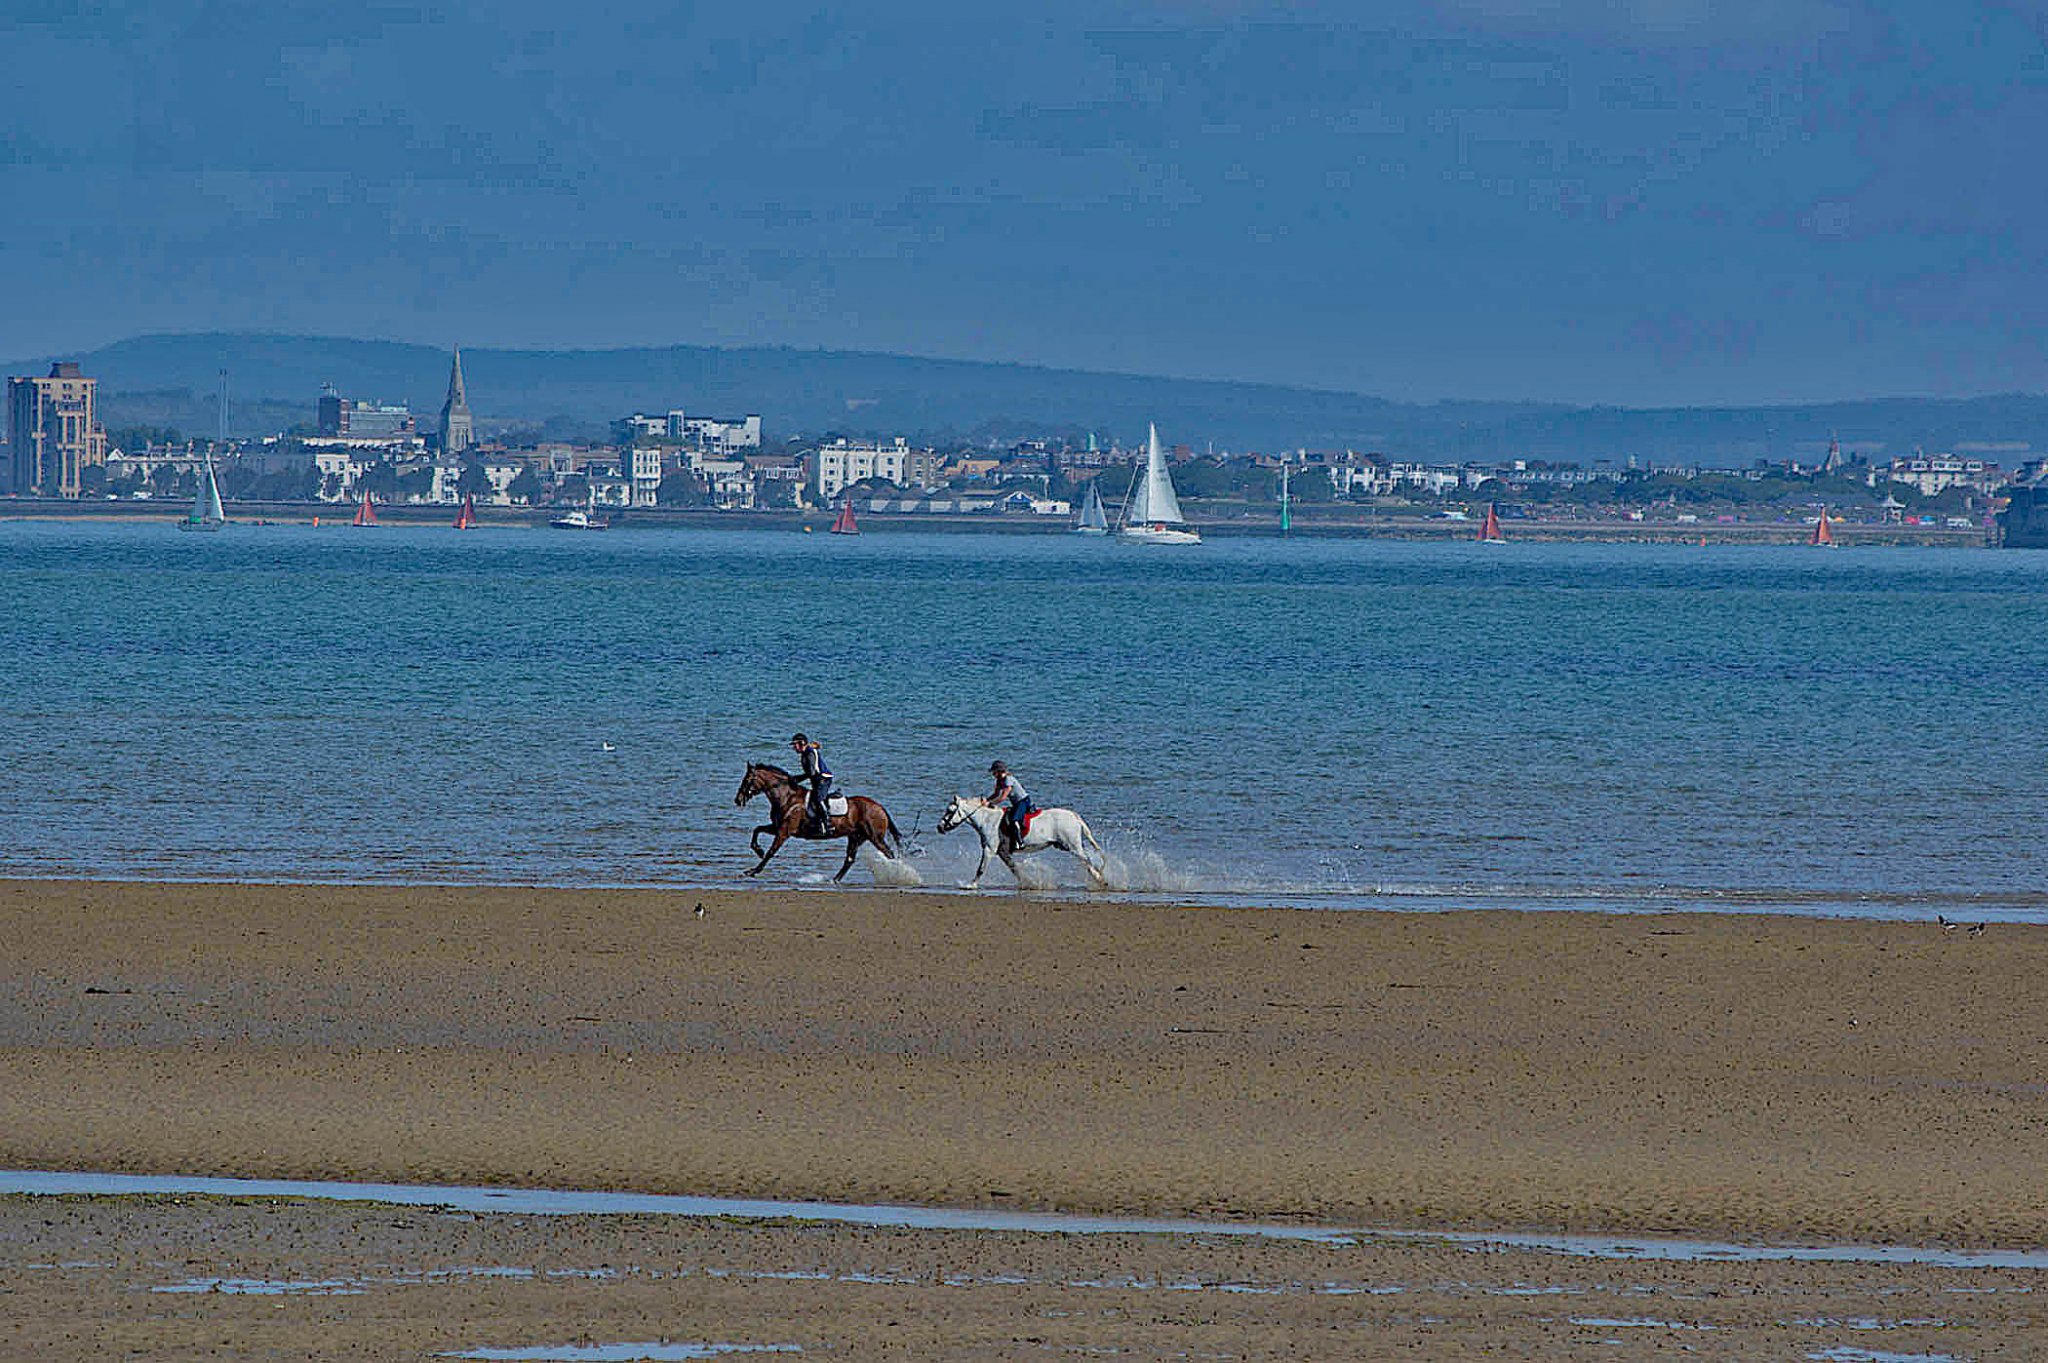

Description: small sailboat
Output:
[1477,502,1507,544]
[830,497,859,535]
[1809,507,1836,547]
[1117,423,1200,545]
[1073,481,1109,535]
[453,495,477,530]
[351,491,378,527]
[178,455,227,533]
[1279,460,1292,535]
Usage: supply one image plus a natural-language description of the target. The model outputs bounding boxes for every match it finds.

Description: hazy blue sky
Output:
[5,1,2044,404]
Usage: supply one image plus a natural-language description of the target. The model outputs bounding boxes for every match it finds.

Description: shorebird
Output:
[694,902,706,920]
[1938,915,1960,933]
[1969,922,1987,936]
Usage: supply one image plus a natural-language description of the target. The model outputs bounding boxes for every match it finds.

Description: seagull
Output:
[601,742,616,753]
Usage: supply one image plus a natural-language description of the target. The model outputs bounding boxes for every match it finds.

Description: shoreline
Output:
[7,878,2047,1250]
[0,498,1997,545]
[4,870,2043,927]
[15,1169,2048,1266]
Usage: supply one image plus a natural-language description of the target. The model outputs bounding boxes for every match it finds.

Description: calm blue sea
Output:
[2,519,2045,920]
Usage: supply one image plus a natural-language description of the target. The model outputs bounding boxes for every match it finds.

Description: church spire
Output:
[439,346,473,455]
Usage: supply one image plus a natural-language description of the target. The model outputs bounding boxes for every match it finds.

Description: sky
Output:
[5,0,2047,405]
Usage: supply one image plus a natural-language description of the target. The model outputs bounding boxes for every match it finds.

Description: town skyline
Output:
[18,328,2048,473]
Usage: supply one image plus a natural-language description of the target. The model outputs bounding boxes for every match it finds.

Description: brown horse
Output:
[734,762,904,881]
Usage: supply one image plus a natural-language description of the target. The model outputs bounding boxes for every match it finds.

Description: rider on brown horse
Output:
[791,733,838,835]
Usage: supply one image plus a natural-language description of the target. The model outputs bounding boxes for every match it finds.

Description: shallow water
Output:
[2,521,2045,918]
[10,1170,2048,1269]
[438,1348,800,1361]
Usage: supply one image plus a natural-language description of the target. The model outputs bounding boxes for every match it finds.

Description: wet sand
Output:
[7,1194,2036,1361]
[5,877,2045,1248]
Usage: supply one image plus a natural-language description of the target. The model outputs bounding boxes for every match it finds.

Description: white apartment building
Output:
[1880,452,2000,497]
[812,436,942,501]
[668,411,762,455]
[311,448,368,497]
[624,446,664,506]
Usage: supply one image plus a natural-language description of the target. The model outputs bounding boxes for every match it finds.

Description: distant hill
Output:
[7,332,2047,466]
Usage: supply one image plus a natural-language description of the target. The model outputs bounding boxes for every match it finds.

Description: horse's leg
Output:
[1058,827,1108,886]
[998,837,1022,885]
[834,831,865,882]
[966,839,990,889]
[750,823,777,857]
[748,828,790,876]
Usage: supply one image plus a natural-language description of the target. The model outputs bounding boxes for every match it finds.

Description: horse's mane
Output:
[750,762,794,781]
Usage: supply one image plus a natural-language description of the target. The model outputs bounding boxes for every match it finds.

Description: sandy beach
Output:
[6,877,2046,1244]
[8,1193,2038,1361]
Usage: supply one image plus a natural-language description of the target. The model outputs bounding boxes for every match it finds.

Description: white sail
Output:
[200,460,225,523]
[1137,422,1185,525]
[1076,481,1108,531]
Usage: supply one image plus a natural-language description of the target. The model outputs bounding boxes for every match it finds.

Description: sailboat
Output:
[1809,507,1836,547]
[453,495,477,530]
[1116,423,1200,545]
[1477,502,1507,544]
[1279,460,1292,535]
[177,455,227,533]
[830,497,859,535]
[351,491,378,527]
[1073,481,1109,535]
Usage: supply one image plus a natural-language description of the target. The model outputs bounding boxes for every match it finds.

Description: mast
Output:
[1279,458,1291,535]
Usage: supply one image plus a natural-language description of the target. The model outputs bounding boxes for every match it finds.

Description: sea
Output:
[2,518,2045,921]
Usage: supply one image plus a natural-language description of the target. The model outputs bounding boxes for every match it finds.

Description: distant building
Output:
[623,445,663,506]
[438,348,474,456]
[812,437,942,501]
[1879,451,2000,497]
[7,361,108,497]
[618,410,764,456]
[669,411,761,456]
[317,384,417,440]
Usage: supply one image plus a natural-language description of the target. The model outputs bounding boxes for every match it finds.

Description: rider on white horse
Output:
[987,760,1034,843]
[938,782,1106,890]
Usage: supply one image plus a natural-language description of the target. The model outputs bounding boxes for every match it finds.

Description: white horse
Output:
[937,795,1108,889]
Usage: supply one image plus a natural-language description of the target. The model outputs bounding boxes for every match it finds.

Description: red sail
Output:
[1478,502,1505,542]
[1810,509,1834,546]
[831,497,859,535]
[352,493,377,527]
[454,495,476,530]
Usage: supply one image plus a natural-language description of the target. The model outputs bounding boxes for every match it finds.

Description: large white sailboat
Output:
[1117,423,1200,545]
[177,455,227,533]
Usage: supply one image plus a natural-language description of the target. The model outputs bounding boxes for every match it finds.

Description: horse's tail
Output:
[1077,816,1104,854]
[887,813,905,857]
